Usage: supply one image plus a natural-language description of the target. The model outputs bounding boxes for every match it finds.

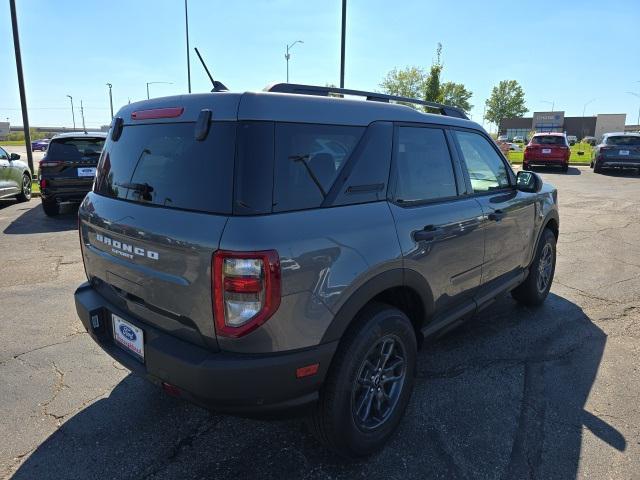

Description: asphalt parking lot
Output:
[1,166,639,479]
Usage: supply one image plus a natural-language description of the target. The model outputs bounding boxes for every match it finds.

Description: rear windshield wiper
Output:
[289,154,327,198]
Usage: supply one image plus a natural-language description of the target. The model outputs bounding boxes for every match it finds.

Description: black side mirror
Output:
[516,170,542,193]
[9,153,20,160]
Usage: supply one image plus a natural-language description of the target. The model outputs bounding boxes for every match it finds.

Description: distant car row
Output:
[520,132,640,174]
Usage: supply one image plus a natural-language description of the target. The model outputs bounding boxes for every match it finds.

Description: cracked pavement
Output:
[1,166,639,479]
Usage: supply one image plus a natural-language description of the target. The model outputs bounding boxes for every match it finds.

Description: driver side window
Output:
[0,148,8,160]
[453,130,511,193]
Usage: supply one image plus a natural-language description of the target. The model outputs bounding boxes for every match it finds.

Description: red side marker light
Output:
[296,363,319,379]
[161,382,182,397]
[131,107,184,120]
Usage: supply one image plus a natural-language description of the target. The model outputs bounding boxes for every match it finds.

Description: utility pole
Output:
[285,40,303,83]
[340,0,346,88]
[80,100,86,132]
[106,83,114,120]
[9,0,34,173]
[66,95,76,130]
[185,0,191,93]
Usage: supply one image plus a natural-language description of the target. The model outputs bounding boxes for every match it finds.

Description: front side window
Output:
[0,147,8,160]
[454,130,511,193]
[393,127,457,203]
[273,123,364,212]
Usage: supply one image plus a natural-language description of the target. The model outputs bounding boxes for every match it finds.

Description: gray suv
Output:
[74,84,559,457]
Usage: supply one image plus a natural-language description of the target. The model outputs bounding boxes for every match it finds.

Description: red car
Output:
[523,133,570,172]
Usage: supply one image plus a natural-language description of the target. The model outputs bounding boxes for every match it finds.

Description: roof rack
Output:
[264,83,469,120]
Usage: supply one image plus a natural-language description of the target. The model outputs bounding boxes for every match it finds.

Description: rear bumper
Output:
[74,282,337,415]
[600,160,640,168]
[524,157,568,165]
[40,179,92,203]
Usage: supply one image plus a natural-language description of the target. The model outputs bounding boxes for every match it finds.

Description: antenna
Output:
[193,47,228,92]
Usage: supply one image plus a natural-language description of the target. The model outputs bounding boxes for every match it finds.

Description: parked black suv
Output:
[39,132,106,216]
[75,84,559,457]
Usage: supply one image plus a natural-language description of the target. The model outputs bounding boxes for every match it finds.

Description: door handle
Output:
[488,210,505,222]
[413,225,440,242]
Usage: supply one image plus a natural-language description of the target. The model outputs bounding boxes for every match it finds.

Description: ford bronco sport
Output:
[75,83,559,457]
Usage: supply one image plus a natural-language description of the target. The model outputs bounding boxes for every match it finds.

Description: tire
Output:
[16,174,32,202]
[593,161,603,174]
[41,199,59,217]
[562,164,569,173]
[512,228,556,306]
[523,163,530,171]
[308,302,417,458]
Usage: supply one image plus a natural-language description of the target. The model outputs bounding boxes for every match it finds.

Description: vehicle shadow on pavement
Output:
[598,169,640,179]
[530,166,582,176]
[3,201,77,234]
[12,294,623,479]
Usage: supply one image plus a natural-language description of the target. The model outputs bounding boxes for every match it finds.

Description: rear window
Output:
[47,137,105,160]
[273,123,364,212]
[531,135,567,146]
[605,136,640,146]
[94,122,235,214]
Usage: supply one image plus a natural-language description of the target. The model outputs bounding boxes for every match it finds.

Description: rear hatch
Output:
[600,136,640,161]
[526,135,569,161]
[79,96,241,350]
[41,135,106,184]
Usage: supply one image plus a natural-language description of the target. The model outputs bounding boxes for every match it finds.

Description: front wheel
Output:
[16,174,32,202]
[308,303,417,458]
[512,228,556,306]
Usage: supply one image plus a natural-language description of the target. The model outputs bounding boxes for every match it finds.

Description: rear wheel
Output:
[41,199,59,217]
[308,303,417,458]
[16,174,31,202]
[562,164,569,173]
[593,161,603,174]
[512,228,556,306]
[523,163,531,171]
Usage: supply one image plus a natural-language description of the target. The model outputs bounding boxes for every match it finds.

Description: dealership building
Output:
[499,112,630,140]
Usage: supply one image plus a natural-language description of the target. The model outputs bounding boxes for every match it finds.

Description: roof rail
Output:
[264,83,469,120]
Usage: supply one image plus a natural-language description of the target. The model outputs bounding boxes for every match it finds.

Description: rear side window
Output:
[46,137,105,161]
[454,130,511,193]
[605,136,640,146]
[531,135,567,146]
[273,123,364,212]
[94,122,235,214]
[393,127,457,203]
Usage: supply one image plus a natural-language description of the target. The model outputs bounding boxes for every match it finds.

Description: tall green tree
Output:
[439,82,473,113]
[424,43,443,102]
[484,80,528,128]
[379,66,427,109]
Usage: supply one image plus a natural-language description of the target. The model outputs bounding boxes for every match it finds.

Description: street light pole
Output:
[66,95,76,130]
[581,98,596,139]
[80,100,86,132]
[106,83,114,120]
[146,81,173,100]
[285,40,303,83]
[628,92,640,127]
[9,0,34,173]
[185,0,191,93]
[340,0,346,88]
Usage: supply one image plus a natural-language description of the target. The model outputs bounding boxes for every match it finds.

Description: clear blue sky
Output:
[2,0,639,129]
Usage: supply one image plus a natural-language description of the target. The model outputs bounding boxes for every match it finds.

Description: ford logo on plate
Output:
[119,324,137,342]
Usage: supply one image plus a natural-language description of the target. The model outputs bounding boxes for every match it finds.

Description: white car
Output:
[512,135,524,143]
[508,143,522,152]
[497,135,508,142]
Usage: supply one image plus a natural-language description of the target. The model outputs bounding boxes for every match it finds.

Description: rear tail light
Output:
[213,250,281,338]
[39,160,62,168]
[40,178,47,189]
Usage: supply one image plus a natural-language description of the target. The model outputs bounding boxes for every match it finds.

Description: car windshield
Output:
[47,137,105,160]
[531,136,566,146]
[605,136,640,147]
